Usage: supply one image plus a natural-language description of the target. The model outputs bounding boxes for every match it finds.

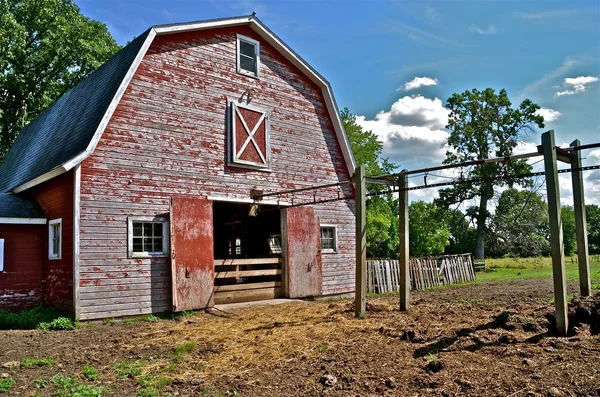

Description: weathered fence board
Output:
[367,254,476,293]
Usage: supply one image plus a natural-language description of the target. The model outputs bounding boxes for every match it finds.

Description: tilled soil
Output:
[1,278,599,396]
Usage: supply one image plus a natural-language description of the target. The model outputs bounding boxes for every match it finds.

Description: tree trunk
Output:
[475,184,492,260]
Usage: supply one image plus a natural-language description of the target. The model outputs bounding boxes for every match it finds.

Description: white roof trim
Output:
[14,15,356,193]
[0,217,47,225]
[12,166,68,193]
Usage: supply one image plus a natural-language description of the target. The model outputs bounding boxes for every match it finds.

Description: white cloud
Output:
[400,77,439,91]
[518,58,578,97]
[555,75,599,97]
[355,95,450,166]
[534,108,562,122]
[516,8,590,20]
[469,24,497,35]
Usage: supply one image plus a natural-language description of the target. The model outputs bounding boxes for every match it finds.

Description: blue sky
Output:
[78,0,600,204]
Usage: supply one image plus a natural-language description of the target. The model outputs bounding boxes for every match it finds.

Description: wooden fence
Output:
[367,254,476,293]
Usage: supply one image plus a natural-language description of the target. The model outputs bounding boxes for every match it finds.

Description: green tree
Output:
[409,201,450,256]
[341,108,398,257]
[0,0,121,160]
[442,208,477,255]
[437,88,544,259]
[487,188,550,257]
[561,206,576,256]
[586,204,600,254]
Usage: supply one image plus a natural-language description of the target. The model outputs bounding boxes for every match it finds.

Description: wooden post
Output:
[355,165,366,318]
[398,172,410,311]
[570,139,591,296]
[542,130,568,336]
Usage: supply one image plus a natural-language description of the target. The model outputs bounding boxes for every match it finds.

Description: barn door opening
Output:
[170,197,214,312]
[282,206,322,298]
[213,202,282,304]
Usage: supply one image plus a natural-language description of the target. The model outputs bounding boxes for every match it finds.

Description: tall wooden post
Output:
[355,165,366,318]
[570,139,591,296]
[398,172,410,311]
[542,130,568,336]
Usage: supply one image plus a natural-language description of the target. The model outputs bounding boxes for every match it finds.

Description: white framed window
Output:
[49,218,62,260]
[320,225,337,253]
[0,238,4,272]
[236,34,260,77]
[127,216,170,258]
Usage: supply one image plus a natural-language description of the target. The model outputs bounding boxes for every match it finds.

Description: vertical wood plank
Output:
[398,173,409,310]
[570,139,591,297]
[355,165,367,318]
[543,130,569,336]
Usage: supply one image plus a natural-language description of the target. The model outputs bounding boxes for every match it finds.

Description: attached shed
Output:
[0,14,356,320]
[0,194,46,311]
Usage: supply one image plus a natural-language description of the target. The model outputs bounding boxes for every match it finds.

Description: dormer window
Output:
[237,34,260,77]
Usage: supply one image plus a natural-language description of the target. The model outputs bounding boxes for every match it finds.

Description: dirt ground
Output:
[1,279,599,397]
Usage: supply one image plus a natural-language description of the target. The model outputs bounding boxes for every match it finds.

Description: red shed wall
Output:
[28,171,74,313]
[0,224,44,311]
[78,26,355,320]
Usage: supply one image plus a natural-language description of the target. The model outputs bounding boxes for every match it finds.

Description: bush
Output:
[0,306,64,330]
[37,317,75,331]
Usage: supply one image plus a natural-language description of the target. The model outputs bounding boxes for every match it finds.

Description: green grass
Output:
[0,306,64,330]
[171,342,196,362]
[113,361,145,379]
[478,256,600,285]
[20,358,55,368]
[81,365,100,381]
[0,377,14,393]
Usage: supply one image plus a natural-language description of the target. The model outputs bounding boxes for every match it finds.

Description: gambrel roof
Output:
[0,14,356,194]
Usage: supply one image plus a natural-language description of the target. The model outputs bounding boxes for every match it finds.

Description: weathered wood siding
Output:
[28,171,75,313]
[0,224,44,311]
[78,26,355,319]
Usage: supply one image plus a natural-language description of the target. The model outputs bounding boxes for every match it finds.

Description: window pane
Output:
[133,238,143,252]
[153,237,163,253]
[143,238,153,252]
[143,223,152,237]
[240,56,256,75]
[240,41,255,57]
[322,239,334,250]
[153,222,162,236]
[133,222,142,237]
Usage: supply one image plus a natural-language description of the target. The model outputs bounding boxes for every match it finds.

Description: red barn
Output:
[0,15,356,320]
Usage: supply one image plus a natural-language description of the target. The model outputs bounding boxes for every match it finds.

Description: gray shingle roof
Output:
[0,30,151,193]
[0,193,45,219]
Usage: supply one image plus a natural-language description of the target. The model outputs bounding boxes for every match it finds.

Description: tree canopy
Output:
[437,88,545,259]
[409,201,450,256]
[0,0,121,160]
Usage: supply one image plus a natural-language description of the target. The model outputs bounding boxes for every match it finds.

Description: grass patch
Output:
[81,365,100,381]
[0,377,14,393]
[21,358,55,368]
[171,342,196,362]
[122,315,160,325]
[0,306,64,330]
[479,256,600,284]
[113,360,145,379]
[37,317,76,331]
[52,375,78,389]
[33,379,48,389]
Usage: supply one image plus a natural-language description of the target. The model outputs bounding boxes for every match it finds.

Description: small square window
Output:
[321,225,337,253]
[49,218,62,260]
[128,217,169,258]
[237,34,260,77]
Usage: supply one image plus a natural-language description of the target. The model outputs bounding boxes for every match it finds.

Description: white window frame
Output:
[48,218,62,260]
[228,100,271,170]
[236,34,260,78]
[320,225,338,253]
[127,216,170,259]
[0,238,4,272]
